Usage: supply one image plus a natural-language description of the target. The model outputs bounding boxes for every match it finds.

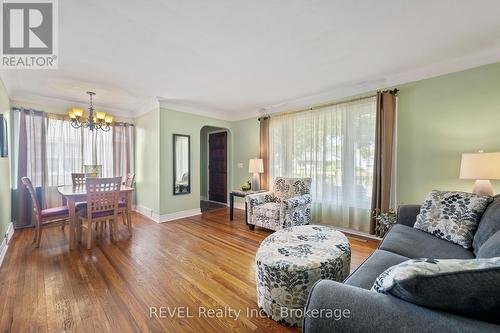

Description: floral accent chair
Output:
[246,177,312,231]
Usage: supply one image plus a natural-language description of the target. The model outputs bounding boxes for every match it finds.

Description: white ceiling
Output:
[1,0,500,120]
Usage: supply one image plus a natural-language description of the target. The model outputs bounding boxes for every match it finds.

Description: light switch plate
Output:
[237,162,243,168]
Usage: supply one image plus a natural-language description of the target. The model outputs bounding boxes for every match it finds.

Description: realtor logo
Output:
[1,0,58,69]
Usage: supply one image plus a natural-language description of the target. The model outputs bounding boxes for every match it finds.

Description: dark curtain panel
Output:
[259,116,270,190]
[371,90,397,235]
[113,123,135,180]
[12,108,46,228]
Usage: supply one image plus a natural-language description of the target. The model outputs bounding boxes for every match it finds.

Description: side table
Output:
[229,190,264,221]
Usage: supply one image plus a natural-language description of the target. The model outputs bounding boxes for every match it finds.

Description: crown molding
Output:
[6,45,500,122]
[9,92,137,118]
[134,97,160,118]
[158,99,247,122]
[258,45,500,116]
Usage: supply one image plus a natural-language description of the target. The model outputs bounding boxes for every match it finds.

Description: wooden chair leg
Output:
[76,217,83,244]
[86,220,93,250]
[111,219,118,242]
[122,213,126,226]
[32,224,38,244]
[36,226,42,248]
[126,211,132,235]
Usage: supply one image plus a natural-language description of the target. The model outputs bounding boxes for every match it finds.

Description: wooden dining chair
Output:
[71,173,86,186]
[77,177,121,249]
[124,173,135,187]
[22,177,69,248]
[118,173,135,234]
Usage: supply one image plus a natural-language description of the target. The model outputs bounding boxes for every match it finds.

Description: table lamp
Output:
[459,152,500,196]
[249,158,264,191]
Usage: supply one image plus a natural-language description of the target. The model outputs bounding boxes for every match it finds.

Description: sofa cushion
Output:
[414,190,493,249]
[477,229,500,258]
[372,257,500,324]
[344,249,409,290]
[379,224,474,259]
[473,196,500,255]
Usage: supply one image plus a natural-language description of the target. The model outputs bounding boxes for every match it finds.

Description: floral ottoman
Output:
[255,225,351,327]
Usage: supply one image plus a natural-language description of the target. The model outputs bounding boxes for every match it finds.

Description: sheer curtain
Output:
[269,96,376,233]
[83,128,114,177]
[45,115,84,207]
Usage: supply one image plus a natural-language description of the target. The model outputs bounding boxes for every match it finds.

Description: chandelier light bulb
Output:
[67,92,113,132]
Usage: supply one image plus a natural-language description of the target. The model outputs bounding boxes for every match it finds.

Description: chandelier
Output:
[68,91,113,131]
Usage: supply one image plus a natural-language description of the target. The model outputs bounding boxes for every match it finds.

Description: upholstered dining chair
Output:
[246,177,312,231]
[118,173,135,234]
[21,177,69,248]
[72,173,86,186]
[77,177,121,249]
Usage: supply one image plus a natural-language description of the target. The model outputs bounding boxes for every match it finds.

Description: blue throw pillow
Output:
[372,257,500,324]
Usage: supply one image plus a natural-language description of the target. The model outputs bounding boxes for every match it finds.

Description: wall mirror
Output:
[0,114,8,157]
[173,134,191,195]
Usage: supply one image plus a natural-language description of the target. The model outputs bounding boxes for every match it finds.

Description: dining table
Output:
[58,185,135,250]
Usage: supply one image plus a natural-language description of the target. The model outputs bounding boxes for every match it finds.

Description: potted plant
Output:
[241,179,251,191]
[373,209,397,238]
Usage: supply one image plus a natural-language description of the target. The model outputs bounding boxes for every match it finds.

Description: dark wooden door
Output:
[209,131,227,203]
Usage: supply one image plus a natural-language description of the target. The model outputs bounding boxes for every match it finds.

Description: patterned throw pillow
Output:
[414,190,493,248]
[372,257,500,324]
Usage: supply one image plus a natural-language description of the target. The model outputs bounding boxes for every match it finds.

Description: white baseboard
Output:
[0,222,14,268]
[159,208,202,223]
[135,204,156,219]
[135,204,161,222]
[6,222,14,243]
[135,205,201,223]
[0,239,6,268]
[203,199,228,205]
[334,226,382,241]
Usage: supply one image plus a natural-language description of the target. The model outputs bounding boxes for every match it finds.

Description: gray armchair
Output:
[245,177,312,231]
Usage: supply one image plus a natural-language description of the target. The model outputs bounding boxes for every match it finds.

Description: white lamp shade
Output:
[249,158,264,173]
[460,152,500,180]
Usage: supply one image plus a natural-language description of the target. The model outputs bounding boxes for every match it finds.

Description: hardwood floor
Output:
[0,208,378,333]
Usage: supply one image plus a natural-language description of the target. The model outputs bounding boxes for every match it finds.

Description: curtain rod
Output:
[12,107,134,126]
[259,89,398,120]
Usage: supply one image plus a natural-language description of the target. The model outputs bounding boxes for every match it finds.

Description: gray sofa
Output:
[303,199,500,333]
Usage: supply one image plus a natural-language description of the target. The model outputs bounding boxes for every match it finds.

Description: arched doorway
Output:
[200,126,229,212]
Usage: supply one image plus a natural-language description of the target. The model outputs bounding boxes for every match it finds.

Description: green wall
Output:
[231,118,260,205]
[135,109,160,214]
[397,62,500,204]
[134,62,500,216]
[0,79,10,238]
[132,108,261,217]
[159,108,234,215]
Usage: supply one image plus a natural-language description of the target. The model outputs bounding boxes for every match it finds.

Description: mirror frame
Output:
[173,134,191,195]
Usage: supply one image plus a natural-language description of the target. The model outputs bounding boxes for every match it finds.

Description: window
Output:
[12,108,134,200]
[269,96,376,232]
